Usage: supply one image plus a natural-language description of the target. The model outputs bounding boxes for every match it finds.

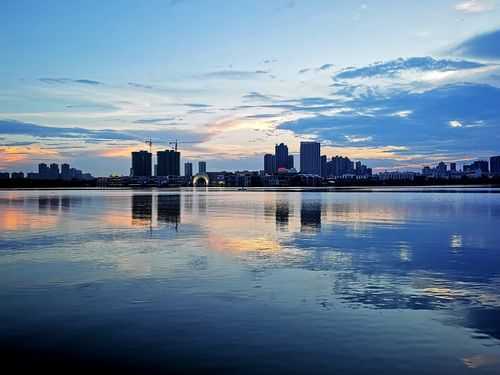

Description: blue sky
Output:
[1,0,500,175]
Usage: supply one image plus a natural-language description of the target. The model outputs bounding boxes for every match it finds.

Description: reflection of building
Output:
[157,150,180,176]
[300,141,321,175]
[198,161,207,174]
[131,151,152,177]
[131,194,152,224]
[157,194,181,226]
[275,200,289,228]
[301,198,321,232]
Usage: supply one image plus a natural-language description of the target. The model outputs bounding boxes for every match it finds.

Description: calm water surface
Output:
[1,188,500,374]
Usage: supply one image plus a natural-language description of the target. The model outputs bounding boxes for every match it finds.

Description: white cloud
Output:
[344,135,373,143]
[455,0,495,13]
[449,120,463,128]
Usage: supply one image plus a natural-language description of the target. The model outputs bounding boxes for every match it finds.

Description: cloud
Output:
[450,29,500,60]
[133,118,177,124]
[278,82,500,166]
[298,68,311,74]
[128,82,154,89]
[197,70,269,80]
[182,103,212,108]
[334,57,486,80]
[39,78,103,85]
[318,63,335,71]
[242,91,274,102]
[454,0,495,13]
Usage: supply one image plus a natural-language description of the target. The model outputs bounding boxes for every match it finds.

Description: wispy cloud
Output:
[454,0,495,13]
[196,70,269,80]
[39,78,103,85]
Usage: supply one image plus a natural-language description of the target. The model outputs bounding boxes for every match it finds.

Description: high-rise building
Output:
[131,151,152,177]
[61,163,71,180]
[288,155,294,170]
[198,161,207,174]
[450,162,457,172]
[326,156,355,177]
[49,163,60,180]
[264,154,276,174]
[300,141,321,175]
[491,156,500,175]
[157,150,180,176]
[275,143,289,170]
[184,162,193,177]
[320,155,327,177]
[38,163,49,179]
[464,160,489,174]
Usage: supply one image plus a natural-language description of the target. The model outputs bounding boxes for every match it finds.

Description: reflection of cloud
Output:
[0,207,59,231]
[450,234,463,249]
[463,354,500,369]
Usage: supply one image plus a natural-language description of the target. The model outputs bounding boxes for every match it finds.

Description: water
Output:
[1,188,500,374]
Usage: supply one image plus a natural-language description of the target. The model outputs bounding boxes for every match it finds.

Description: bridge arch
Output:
[193,174,209,186]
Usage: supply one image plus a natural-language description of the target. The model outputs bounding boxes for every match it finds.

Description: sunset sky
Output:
[1,0,500,175]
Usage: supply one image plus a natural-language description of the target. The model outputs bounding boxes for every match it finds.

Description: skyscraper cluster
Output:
[130,149,206,177]
[263,141,371,178]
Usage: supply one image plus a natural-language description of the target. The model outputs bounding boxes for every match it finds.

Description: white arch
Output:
[193,174,209,186]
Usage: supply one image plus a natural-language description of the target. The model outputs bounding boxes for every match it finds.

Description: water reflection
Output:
[157,194,180,228]
[1,188,500,373]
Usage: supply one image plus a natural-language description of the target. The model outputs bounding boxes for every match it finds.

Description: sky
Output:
[1,0,500,175]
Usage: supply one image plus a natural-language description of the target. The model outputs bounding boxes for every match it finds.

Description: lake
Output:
[1,188,500,374]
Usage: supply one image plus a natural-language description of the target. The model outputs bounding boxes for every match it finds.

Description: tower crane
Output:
[168,139,197,152]
[144,137,153,153]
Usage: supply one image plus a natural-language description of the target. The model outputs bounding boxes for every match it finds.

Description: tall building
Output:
[198,161,207,174]
[275,143,289,170]
[61,163,71,180]
[38,163,49,179]
[464,160,489,174]
[491,156,500,175]
[264,154,276,174]
[288,155,294,170]
[450,162,457,172]
[184,162,193,177]
[326,156,355,177]
[320,155,327,177]
[300,141,321,175]
[157,150,180,176]
[49,163,60,180]
[131,151,152,177]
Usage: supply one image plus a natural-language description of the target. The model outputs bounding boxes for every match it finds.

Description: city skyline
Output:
[1,1,500,175]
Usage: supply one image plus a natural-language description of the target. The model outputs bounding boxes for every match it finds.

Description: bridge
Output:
[192,173,209,186]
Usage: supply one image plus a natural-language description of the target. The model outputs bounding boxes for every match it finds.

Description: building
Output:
[450,162,457,172]
[490,156,500,175]
[11,172,24,179]
[288,155,294,170]
[49,163,60,180]
[0,172,9,180]
[320,155,327,178]
[157,150,180,176]
[300,141,321,175]
[61,163,71,180]
[131,150,152,177]
[264,154,276,174]
[38,163,49,179]
[275,143,289,170]
[464,160,489,174]
[198,161,207,174]
[184,162,193,177]
[326,156,354,177]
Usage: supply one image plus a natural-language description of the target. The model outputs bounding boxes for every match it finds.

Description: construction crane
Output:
[168,139,197,152]
[144,137,153,153]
